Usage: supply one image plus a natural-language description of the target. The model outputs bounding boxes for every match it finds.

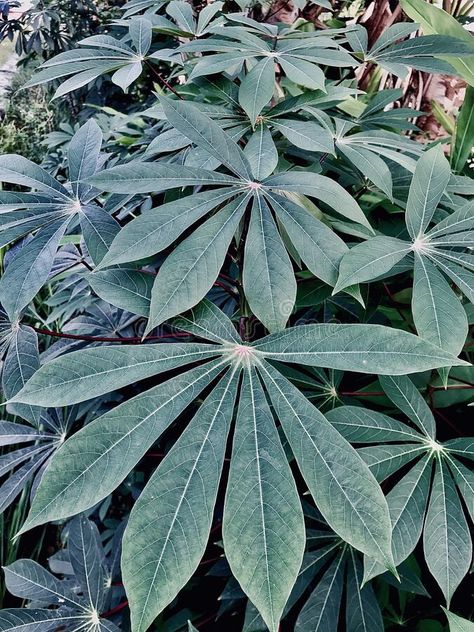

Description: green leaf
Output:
[0,609,79,632]
[146,196,247,333]
[346,550,384,632]
[3,560,85,609]
[67,119,102,199]
[160,96,252,179]
[379,374,436,438]
[325,406,422,443]
[79,205,120,265]
[278,56,325,90]
[406,146,451,239]
[364,455,432,581]
[239,57,275,126]
[337,144,393,199]
[267,192,347,287]
[19,359,228,533]
[223,367,305,632]
[12,342,222,406]
[244,125,278,180]
[334,236,410,293]
[171,299,241,345]
[89,268,154,316]
[0,219,69,321]
[263,171,372,231]
[359,444,426,483]
[253,323,467,374]
[88,163,240,194]
[452,86,474,172]
[0,155,69,199]
[243,195,296,332]
[260,362,394,569]
[129,17,152,56]
[271,119,334,154]
[123,367,240,632]
[97,189,238,268]
[447,456,474,523]
[295,553,344,631]
[444,609,474,632]
[2,325,40,425]
[413,254,468,356]
[400,0,474,85]
[428,252,474,304]
[112,63,143,90]
[423,459,471,605]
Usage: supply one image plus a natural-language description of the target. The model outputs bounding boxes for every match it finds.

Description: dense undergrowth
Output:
[0,0,473,630]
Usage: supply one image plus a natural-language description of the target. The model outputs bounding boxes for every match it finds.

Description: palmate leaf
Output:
[348,376,474,598]
[25,21,154,96]
[2,515,120,631]
[12,306,469,628]
[91,98,374,331]
[334,147,472,356]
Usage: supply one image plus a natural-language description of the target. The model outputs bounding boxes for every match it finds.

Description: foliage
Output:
[0,0,117,61]
[0,1,473,631]
[0,66,60,163]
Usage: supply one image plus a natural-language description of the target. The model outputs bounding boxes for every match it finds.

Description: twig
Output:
[146,61,183,99]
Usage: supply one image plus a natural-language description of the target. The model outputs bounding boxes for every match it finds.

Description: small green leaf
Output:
[243,195,296,332]
[406,146,451,239]
[239,57,275,126]
[334,236,410,293]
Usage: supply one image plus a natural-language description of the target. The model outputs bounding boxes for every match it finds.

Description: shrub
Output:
[0,2,472,631]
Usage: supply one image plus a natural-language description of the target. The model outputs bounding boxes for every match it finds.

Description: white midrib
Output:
[6,568,88,612]
[253,193,279,327]
[248,366,276,632]
[312,553,344,631]
[135,364,238,631]
[437,461,451,602]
